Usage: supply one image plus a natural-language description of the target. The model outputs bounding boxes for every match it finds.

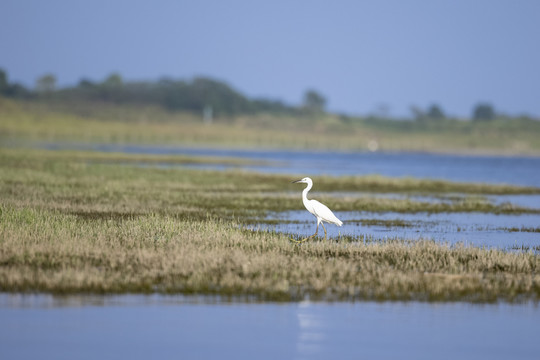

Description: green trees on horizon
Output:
[302,89,327,113]
[0,68,534,121]
[472,103,496,121]
[0,69,302,117]
[0,69,31,98]
[35,73,57,93]
[411,103,447,122]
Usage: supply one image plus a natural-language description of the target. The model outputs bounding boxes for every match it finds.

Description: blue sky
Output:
[1,0,539,117]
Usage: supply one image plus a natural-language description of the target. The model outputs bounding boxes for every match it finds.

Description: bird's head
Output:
[292,177,312,185]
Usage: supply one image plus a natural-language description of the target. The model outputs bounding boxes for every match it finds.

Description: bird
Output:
[292,177,343,242]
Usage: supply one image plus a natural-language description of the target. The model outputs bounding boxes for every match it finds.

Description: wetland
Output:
[1,146,539,302]
[2,100,540,359]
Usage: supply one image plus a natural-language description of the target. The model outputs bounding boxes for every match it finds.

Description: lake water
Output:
[1,294,539,360]
[71,144,540,187]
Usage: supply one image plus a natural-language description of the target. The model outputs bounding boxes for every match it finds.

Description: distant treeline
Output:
[0,69,329,117]
[0,68,534,121]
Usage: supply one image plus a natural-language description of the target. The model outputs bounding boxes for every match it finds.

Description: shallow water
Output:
[1,294,539,360]
[318,192,540,209]
[46,143,540,187]
[256,210,540,250]
[490,194,540,208]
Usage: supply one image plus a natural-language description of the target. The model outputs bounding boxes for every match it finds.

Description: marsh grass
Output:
[1,206,539,302]
[510,244,540,252]
[1,148,538,220]
[0,148,266,166]
[1,148,540,302]
[501,227,540,233]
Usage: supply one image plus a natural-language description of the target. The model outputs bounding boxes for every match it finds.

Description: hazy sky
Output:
[1,0,539,117]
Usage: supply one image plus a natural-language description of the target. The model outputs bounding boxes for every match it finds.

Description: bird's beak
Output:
[292,179,302,183]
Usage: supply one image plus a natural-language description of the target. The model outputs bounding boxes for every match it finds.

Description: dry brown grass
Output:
[1,147,539,302]
[1,206,538,302]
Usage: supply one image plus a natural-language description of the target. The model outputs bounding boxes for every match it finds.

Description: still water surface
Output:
[1,294,539,360]
[257,210,540,250]
[79,144,540,187]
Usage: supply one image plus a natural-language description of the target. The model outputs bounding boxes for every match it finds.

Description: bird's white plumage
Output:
[293,177,343,241]
[309,199,343,226]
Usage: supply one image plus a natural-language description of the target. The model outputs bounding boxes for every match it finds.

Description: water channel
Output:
[1,294,539,360]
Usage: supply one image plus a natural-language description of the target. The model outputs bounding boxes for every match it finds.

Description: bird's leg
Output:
[291,222,319,243]
[321,222,327,241]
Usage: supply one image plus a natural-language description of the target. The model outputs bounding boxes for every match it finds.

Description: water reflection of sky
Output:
[325,193,540,209]
[1,294,539,360]
[48,144,540,187]
[489,194,540,209]
[253,210,540,250]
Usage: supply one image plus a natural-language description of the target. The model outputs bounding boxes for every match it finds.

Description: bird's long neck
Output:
[302,182,312,205]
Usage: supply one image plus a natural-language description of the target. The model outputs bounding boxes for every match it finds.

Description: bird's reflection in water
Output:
[295,301,325,359]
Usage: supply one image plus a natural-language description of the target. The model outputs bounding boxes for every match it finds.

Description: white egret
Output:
[292,177,343,242]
